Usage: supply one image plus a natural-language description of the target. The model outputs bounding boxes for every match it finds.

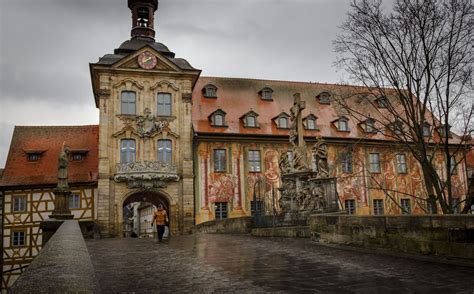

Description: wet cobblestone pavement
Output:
[86,234,474,293]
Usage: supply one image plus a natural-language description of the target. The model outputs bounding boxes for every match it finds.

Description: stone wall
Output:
[309,214,474,260]
[193,217,252,234]
[9,220,98,293]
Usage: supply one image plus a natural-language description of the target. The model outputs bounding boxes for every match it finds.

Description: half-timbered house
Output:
[0,126,98,289]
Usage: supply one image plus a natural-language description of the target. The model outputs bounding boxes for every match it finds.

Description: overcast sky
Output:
[0,0,353,167]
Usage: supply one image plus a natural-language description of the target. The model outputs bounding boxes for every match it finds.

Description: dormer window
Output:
[317,92,331,104]
[241,111,259,128]
[279,117,289,128]
[376,96,389,108]
[259,87,273,100]
[28,154,41,162]
[72,154,83,161]
[274,113,290,129]
[337,117,349,132]
[423,122,431,137]
[390,120,404,136]
[365,119,375,133]
[304,114,318,130]
[203,84,218,98]
[25,150,45,162]
[210,109,227,127]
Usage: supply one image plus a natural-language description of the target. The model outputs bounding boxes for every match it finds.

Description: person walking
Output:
[152,204,168,242]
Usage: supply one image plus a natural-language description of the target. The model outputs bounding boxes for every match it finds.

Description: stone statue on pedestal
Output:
[49,142,74,220]
[57,143,70,190]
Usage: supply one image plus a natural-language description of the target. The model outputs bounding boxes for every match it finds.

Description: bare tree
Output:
[334,0,473,214]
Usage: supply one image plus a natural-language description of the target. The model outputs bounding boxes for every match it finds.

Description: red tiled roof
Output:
[0,125,99,187]
[192,76,461,143]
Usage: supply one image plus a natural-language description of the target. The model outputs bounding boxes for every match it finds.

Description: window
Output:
[365,120,375,133]
[27,154,41,161]
[345,199,356,215]
[72,154,83,161]
[211,110,227,127]
[439,124,451,138]
[215,202,228,220]
[396,154,407,174]
[318,93,331,104]
[338,119,349,131]
[307,118,316,130]
[204,85,217,98]
[120,139,136,163]
[373,199,384,215]
[157,93,172,116]
[137,7,150,27]
[246,116,257,128]
[214,149,227,172]
[261,88,273,100]
[423,123,431,137]
[392,121,403,135]
[342,153,353,173]
[121,91,136,115]
[157,140,172,164]
[279,117,289,129]
[251,200,264,213]
[248,150,261,172]
[450,156,457,175]
[401,199,411,215]
[13,196,27,212]
[12,231,26,247]
[69,193,81,209]
[369,153,381,173]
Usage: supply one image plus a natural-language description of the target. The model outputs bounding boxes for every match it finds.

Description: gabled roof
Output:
[0,125,99,187]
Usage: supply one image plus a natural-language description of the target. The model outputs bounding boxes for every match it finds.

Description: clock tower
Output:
[90,0,201,236]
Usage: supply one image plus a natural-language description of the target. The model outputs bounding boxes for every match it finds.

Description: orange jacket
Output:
[153,209,168,225]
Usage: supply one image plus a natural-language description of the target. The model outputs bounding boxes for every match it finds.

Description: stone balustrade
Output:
[9,220,98,294]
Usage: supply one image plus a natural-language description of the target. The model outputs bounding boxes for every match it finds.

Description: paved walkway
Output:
[86,234,474,293]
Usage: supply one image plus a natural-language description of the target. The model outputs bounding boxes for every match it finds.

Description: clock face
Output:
[138,51,157,70]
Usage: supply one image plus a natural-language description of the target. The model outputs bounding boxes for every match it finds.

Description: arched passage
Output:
[121,190,171,238]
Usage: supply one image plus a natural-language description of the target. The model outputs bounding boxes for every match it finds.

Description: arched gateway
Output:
[119,190,177,237]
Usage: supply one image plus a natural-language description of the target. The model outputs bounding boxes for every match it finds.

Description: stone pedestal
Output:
[49,189,74,220]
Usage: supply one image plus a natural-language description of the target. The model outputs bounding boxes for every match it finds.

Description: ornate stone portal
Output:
[278,94,338,221]
[114,160,180,189]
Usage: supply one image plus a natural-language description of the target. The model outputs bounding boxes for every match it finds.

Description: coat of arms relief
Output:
[136,108,169,138]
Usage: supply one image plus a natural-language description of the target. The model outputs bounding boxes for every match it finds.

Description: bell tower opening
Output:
[128,0,159,40]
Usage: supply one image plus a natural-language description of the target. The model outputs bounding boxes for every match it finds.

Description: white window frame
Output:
[157,93,172,116]
[121,91,136,115]
[369,153,381,173]
[157,140,172,164]
[120,139,136,164]
[248,150,261,172]
[396,153,407,174]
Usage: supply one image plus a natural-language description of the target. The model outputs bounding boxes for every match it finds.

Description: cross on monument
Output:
[290,93,306,148]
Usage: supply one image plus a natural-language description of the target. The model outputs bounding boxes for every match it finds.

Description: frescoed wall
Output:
[194,140,468,223]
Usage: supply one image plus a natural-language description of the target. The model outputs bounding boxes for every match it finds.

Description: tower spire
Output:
[128,0,159,40]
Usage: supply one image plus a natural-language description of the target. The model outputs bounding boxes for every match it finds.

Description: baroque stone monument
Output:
[278,94,339,221]
[49,143,74,220]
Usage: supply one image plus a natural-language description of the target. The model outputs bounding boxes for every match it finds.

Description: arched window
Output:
[121,91,136,115]
[137,7,150,27]
[120,139,136,163]
[279,117,289,129]
[338,118,349,131]
[157,93,172,116]
[214,114,224,126]
[246,116,256,127]
[157,140,172,164]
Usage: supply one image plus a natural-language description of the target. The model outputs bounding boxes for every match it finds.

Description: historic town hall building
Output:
[0,0,471,289]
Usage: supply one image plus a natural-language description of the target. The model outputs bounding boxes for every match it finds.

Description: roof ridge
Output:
[199,75,368,88]
[199,75,396,91]
[14,125,99,129]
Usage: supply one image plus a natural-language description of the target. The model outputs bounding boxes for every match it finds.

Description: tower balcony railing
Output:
[114,160,180,189]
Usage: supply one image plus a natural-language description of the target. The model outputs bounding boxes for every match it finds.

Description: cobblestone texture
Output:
[87,234,474,293]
